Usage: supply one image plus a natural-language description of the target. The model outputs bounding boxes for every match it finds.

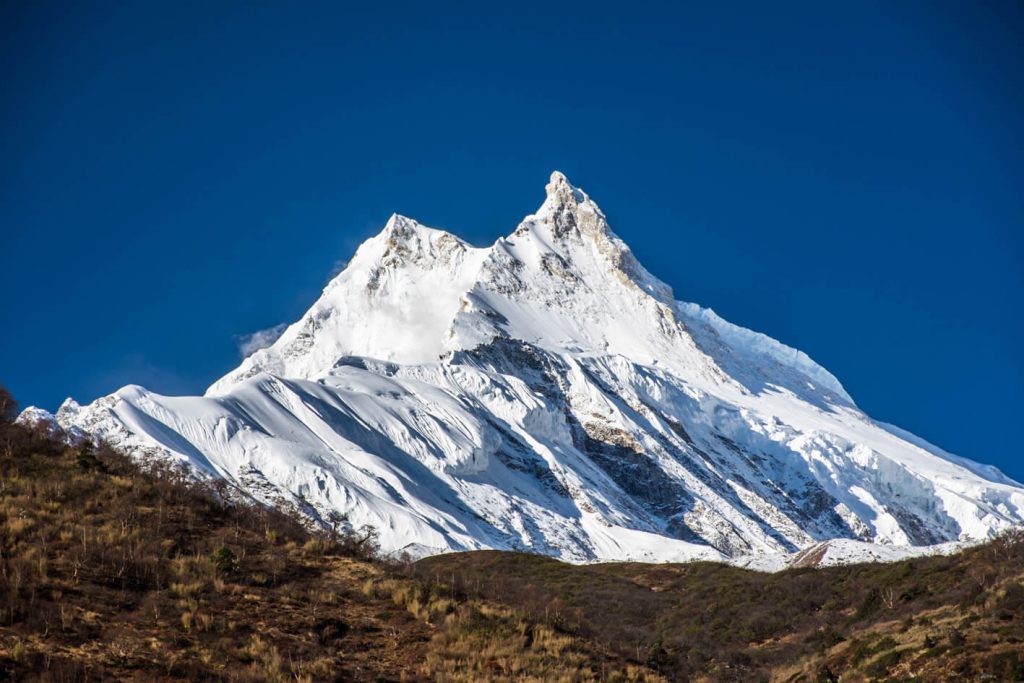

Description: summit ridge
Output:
[29,171,1024,567]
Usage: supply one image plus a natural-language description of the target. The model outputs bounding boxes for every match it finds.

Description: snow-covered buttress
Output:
[33,172,1024,566]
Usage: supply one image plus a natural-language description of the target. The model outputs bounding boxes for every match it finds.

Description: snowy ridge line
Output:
[675,301,853,404]
[23,170,1024,569]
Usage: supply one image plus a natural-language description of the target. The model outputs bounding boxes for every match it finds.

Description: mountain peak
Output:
[370,213,476,271]
[528,171,609,247]
[383,212,419,234]
[541,170,587,215]
[545,169,581,197]
[380,213,429,247]
[58,171,1024,566]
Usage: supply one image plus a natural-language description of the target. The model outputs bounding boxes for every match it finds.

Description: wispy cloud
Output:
[326,258,348,282]
[236,323,288,357]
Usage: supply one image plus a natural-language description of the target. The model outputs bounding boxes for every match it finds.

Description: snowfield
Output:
[25,171,1024,568]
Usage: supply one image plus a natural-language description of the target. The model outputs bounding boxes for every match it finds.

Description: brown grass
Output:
[1,388,1021,682]
[0,417,432,681]
[0,397,662,681]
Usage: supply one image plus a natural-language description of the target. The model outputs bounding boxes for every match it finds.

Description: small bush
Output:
[210,547,237,574]
[854,588,881,620]
[996,582,1024,618]
[75,441,106,472]
[863,648,907,678]
[949,629,967,648]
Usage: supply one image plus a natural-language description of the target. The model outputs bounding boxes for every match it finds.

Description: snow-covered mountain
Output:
[30,171,1024,565]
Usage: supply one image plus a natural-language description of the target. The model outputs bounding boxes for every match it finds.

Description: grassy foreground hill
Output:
[0,388,1022,682]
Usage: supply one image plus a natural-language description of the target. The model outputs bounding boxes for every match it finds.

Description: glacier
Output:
[27,171,1024,566]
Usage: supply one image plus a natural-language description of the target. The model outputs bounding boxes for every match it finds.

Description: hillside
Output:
[0,391,668,682]
[2,389,1023,682]
[418,547,1024,681]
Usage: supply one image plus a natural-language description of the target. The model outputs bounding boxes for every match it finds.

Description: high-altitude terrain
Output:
[2,398,1023,682]
[25,172,1024,565]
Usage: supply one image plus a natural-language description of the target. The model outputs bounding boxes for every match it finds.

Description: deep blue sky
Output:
[2,2,1022,478]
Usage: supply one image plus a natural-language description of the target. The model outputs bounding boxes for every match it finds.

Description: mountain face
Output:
[33,172,1024,564]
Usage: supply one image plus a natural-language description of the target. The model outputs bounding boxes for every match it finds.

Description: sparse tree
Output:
[968,564,997,592]
[76,440,105,472]
[880,585,898,610]
[0,385,17,424]
[991,527,1024,562]
[327,510,346,541]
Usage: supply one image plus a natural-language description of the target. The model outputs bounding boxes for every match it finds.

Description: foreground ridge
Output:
[4,416,1023,681]
[25,171,1024,566]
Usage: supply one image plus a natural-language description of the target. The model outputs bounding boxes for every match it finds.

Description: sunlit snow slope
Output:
[35,172,1024,564]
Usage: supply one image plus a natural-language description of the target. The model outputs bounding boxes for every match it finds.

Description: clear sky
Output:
[2,2,1022,479]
